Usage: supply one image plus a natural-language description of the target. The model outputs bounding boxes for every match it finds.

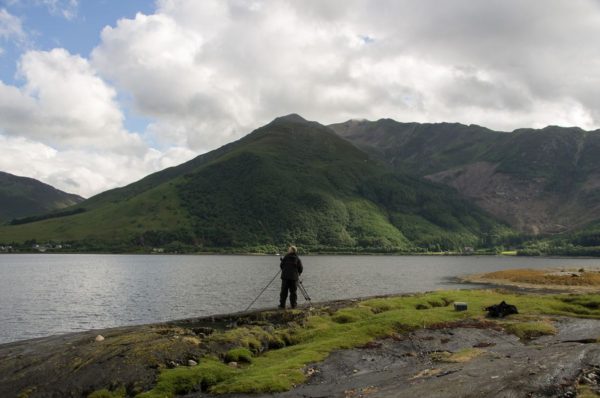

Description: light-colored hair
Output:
[288,245,297,254]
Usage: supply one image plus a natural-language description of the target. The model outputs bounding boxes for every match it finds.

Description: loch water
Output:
[2,253,600,344]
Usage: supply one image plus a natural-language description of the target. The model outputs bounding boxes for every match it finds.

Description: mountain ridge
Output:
[0,171,84,224]
[0,115,508,252]
[330,119,600,235]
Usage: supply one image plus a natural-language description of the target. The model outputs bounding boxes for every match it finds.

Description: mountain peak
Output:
[272,113,308,124]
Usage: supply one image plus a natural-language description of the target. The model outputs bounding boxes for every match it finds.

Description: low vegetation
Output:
[432,347,485,363]
[95,290,600,398]
[472,268,600,288]
[502,320,557,340]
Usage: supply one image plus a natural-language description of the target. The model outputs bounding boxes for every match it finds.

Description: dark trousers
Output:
[280,279,298,308]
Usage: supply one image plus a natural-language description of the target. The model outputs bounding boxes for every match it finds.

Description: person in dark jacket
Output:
[279,245,303,309]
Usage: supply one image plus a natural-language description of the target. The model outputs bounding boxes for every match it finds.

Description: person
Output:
[279,245,303,309]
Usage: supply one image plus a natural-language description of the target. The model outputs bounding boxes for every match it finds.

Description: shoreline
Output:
[3,251,600,259]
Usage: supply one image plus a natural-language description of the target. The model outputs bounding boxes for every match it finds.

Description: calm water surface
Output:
[2,254,600,344]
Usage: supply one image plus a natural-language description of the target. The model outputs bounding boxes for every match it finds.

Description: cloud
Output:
[0,47,196,196]
[0,8,26,44]
[45,0,79,20]
[3,0,79,20]
[90,0,600,154]
[0,134,196,197]
[0,48,143,152]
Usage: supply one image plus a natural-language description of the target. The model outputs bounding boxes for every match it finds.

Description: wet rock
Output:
[94,335,105,342]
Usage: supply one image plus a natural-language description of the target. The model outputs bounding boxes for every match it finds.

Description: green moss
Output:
[17,387,37,398]
[136,358,235,398]
[578,384,600,398]
[225,348,253,363]
[362,299,392,313]
[211,326,273,353]
[137,290,600,396]
[331,307,373,323]
[88,387,126,398]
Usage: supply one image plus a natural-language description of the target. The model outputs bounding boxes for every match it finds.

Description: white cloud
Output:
[0,134,196,197]
[0,47,196,196]
[0,48,144,151]
[90,0,600,156]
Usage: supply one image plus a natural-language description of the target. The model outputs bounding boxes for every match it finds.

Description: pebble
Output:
[94,335,105,342]
[188,360,198,366]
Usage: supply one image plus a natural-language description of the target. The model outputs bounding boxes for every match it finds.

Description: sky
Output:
[1,0,600,197]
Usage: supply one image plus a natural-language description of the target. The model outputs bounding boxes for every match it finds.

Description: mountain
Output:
[0,172,84,224]
[330,119,600,235]
[0,115,508,252]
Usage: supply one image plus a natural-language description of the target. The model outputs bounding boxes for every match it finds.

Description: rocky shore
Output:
[2,290,600,398]
[228,317,600,398]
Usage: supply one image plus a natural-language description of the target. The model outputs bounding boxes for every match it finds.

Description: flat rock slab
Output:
[217,318,600,398]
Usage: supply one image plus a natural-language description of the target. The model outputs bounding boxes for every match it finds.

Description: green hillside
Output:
[0,172,84,224]
[0,115,509,252]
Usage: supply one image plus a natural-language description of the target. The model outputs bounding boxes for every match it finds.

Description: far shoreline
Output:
[3,251,600,259]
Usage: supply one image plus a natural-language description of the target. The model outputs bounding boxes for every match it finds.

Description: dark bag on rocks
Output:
[485,301,518,318]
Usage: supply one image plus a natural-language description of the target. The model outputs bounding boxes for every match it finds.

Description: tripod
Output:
[298,279,312,305]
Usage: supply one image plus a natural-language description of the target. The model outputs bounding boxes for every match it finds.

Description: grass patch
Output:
[481,268,600,287]
[137,290,600,396]
[225,348,253,363]
[432,348,484,363]
[331,307,373,323]
[136,358,235,398]
[502,321,557,340]
[88,387,126,398]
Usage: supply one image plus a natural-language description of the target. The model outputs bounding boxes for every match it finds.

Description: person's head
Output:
[288,245,297,254]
